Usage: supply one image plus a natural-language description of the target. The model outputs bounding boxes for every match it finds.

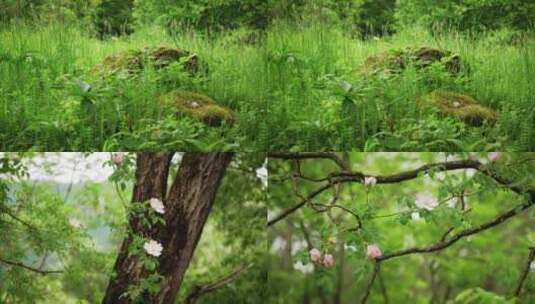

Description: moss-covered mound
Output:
[94,46,199,76]
[362,46,462,75]
[161,91,234,127]
[418,90,497,126]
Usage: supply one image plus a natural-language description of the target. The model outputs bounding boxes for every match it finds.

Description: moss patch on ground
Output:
[418,90,498,126]
[362,46,462,76]
[94,46,199,77]
[160,91,234,127]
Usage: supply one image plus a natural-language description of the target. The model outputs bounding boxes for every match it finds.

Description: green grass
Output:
[0,23,268,151]
[1,22,534,151]
[266,23,535,151]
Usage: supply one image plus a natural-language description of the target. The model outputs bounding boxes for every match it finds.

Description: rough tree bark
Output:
[103,152,233,304]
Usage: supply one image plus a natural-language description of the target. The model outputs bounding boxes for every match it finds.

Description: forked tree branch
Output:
[269,154,534,303]
[185,265,250,304]
[268,158,518,226]
[377,190,535,262]
[359,191,535,303]
[0,256,63,275]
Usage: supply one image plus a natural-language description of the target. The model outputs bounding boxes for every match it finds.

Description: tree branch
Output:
[269,152,349,170]
[361,261,381,304]
[514,246,535,297]
[377,190,535,262]
[185,265,250,304]
[268,182,334,226]
[268,158,519,226]
[0,256,63,275]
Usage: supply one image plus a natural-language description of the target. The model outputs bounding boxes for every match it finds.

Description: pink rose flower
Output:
[323,254,334,267]
[309,248,321,263]
[112,152,125,165]
[366,244,382,260]
[488,152,500,162]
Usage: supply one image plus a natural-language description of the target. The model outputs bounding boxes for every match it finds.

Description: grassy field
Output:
[0,23,268,151]
[267,24,535,151]
[1,22,534,151]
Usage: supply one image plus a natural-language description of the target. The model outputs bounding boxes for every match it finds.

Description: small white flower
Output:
[530,261,535,272]
[415,192,438,211]
[452,101,461,108]
[69,218,82,228]
[190,101,200,108]
[411,212,421,221]
[344,244,358,252]
[364,176,377,187]
[143,239,163,257]
[293,261,314,274]
[149,198,165,214]
[255,159,268,189]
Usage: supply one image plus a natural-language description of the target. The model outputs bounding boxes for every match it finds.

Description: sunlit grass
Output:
[0,22,268,151]
[266,23,535,151]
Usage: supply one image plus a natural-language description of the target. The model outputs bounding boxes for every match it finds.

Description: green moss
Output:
[362,46,462,75]
[419,90,498,126]
[93,46,199,76]
[161,91,234,127]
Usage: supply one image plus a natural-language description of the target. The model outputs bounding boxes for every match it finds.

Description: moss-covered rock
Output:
[161,91,234,127]
[94,46,199,76]
[418,90,497,126]
[362,46,462,76]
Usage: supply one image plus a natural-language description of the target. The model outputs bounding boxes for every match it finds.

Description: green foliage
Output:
[265,24,535,151]
[396,0,535,32]
[132,0,269,33]
[92,0,134,38]
[268,153,535,303]
[0,153,266,303]
[0,23,268,151]
[451,287,515,303]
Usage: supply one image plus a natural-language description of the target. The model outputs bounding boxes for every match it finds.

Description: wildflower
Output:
[415,192,438,211]
[111,153,125,165]
[309,248,321,263]
[149,198,165,214]
[411,212,421,221]
[323,254,334,267]
[364,176,377,187]
[143,239,163,257]
[293,261,314,274]
[488,152,500,162]
[69,218,82,228]
[366,244,382,259]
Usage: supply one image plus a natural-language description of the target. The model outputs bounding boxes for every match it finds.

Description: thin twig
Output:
[361,261,381,304]
[269,159,518,226]
[185,265,250,304]
[377,191,535,262]
[0,257,63,275]
[514,246,535,297]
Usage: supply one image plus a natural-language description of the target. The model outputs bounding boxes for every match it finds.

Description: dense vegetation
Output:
[1,0,534,151]
[0,153,265,303]
[268,152,535,303]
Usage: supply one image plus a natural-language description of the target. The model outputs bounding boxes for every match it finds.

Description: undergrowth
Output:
[0,22,533,151]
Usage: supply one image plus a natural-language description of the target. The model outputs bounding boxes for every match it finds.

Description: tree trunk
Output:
[103,152,233,304]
